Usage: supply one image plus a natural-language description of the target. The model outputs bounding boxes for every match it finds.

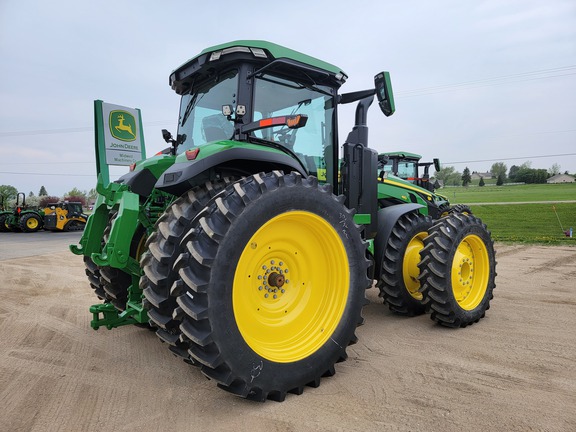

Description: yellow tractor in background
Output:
[43,201,87,231]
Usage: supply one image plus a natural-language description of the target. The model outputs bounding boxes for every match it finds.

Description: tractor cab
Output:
[378,151,440,192]
[155,41,348,195]
[155,41,392,199]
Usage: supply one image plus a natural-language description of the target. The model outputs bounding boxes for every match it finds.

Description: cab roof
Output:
[170,40,348,94]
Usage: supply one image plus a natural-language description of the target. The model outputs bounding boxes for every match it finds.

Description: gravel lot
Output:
[1,232,575,431]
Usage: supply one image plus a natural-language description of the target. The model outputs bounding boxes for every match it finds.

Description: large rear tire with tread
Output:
[84,256,106,300]
[378,212,433,316]
[418,213,496,328]
[174,171,369,401]
[449,204,472,215]
[142,178,235,359]
[19,213,43,232]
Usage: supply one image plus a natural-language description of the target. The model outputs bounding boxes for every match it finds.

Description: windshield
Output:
[176,70,238,153]
[252,74,334,179]
[380,159,418,180]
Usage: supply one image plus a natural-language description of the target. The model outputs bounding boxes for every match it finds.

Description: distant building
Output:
[471,171,493,180]
[547,174,575,183]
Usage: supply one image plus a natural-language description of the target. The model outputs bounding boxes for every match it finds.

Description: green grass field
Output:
[441,183,576,245]
[443,182,576,203]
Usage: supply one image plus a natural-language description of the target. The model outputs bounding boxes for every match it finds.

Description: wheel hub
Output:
[257,260,290,299]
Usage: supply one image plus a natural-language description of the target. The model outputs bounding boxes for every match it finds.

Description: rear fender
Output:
[372,203,425,283]
[156,146,307,196]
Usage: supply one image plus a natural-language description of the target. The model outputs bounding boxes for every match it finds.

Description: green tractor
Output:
[0,196,9,232]
[379,151,439,191]
[374,152,473,316]
[72,40,496,401]
[2,193,45,232]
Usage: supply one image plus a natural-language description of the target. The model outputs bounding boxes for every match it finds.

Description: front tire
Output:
[418,213,496,327]
[174,171,369,401]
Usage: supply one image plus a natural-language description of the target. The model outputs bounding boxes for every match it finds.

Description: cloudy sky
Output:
[1,0,575,197]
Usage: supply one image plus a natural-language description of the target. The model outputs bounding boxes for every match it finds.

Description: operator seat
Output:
[202,114,234,142]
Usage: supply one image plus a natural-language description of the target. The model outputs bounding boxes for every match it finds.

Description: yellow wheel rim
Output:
[451,234,489,310]
[233,211,349,363]
[27,217,39,229]
[402,232,427,300]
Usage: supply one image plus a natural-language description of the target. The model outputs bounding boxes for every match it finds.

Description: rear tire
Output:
[100,223,147,311]
[84,256,106,300]
[174,171,369,401]
[142,178,235,359]
[378,212,433,316]
[449,204,472,215]
[418,213,496,328]
[19,213,43,232]
[0,214,9,232]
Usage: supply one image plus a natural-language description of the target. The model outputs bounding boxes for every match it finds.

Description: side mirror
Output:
[374,72,395,117]
[433,158,441,172]
[162,129,173,143]
[377,154,390,164]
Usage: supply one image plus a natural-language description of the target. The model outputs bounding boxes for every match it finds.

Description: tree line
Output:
[0,185,97,210]
[433,162,572,187]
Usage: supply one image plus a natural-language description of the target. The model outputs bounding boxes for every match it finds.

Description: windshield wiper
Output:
[181,92,204,127]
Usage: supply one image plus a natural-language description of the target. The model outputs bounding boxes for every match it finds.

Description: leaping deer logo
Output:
[115,114,136,138]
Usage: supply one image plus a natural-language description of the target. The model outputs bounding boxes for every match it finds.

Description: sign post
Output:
[94,100,146,185]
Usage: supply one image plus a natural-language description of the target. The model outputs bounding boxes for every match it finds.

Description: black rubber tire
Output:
[378,212,433,316]
[173,171,370,401]
[141,178,235,360]
[100,222,147,311]
[0,214,10,232]
[449,204,472,215]
[84,256,106,300]
[418,213,496,328]
[19,213,43,232]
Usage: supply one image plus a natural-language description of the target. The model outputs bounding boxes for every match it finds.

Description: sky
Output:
[1,0,575,197]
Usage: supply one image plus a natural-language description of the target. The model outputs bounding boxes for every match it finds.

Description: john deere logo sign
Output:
[98,101,144,167]
[109,110,137,142]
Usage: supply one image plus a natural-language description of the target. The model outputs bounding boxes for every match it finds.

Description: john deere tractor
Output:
[373,152,474,316]
[3,193,44,232]
[379,151,440,191]
[72,40,496,401]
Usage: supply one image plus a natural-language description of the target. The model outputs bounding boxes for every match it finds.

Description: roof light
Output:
[335,72,347,82]
[209,46,267,61]
[250,48,267,58]
[209,51,222,61]
[222,46,251,55]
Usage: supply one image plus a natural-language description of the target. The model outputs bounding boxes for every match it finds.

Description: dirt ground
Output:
[1,234,575,432]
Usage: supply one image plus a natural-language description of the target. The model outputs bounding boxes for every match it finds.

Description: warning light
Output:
[185,148,200,160]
